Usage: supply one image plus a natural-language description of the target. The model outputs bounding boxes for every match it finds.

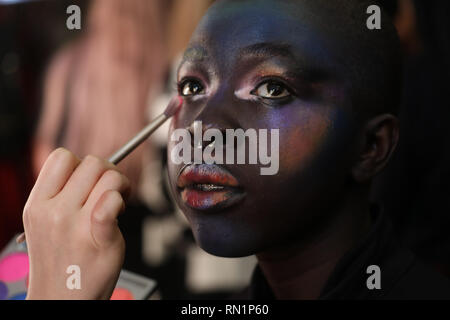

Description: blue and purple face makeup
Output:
[167,0,364,258]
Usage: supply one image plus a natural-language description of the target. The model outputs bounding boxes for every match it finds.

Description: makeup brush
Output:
[108,96,183,165]
[16,96,183,244]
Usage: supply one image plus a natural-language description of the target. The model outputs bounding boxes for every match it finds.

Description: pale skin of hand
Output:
[23,148,130,300]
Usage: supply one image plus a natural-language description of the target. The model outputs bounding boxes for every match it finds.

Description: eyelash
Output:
[251,77,295,99]
[177,76,296,103]
[177,77,205,97]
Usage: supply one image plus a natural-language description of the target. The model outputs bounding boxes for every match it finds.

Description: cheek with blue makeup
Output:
[253,99,356,179]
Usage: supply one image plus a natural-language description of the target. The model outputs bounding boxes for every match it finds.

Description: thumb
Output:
[90,190,125,249]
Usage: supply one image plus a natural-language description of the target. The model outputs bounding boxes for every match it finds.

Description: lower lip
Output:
[180,187,245,211]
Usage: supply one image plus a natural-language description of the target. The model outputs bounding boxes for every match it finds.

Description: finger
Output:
[59,155,116,206]
[83,169,130,214]
[90,190,125,248]
[32,148,80,199]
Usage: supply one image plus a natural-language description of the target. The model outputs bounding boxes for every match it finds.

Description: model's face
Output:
[167,0,360,257]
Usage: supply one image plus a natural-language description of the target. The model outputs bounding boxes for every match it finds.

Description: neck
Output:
[256,189,372,300]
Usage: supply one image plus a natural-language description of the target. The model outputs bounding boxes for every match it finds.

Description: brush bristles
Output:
[164,96,183,118]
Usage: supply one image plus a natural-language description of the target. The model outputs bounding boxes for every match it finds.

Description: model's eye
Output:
[253,81,291,99]
[180,79,205,97]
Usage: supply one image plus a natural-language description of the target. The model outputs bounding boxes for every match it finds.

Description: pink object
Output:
[0,253,29,282]
[110,287,134,300]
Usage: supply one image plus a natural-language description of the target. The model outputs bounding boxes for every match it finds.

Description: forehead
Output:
[185,0,342,69]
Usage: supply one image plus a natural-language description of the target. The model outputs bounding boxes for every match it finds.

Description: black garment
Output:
[238,209,450,300]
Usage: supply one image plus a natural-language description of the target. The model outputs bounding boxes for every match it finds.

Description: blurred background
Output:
[0,0,448,299]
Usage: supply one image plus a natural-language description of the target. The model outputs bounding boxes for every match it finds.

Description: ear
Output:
[351,114,399,182]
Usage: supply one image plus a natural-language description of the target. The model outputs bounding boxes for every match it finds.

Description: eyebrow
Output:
[238,42,297,61]
[179,42,328,82]
[181,46,209,64]
[177,46,209,76]
[239,42,327,82]
[181,42,296,65]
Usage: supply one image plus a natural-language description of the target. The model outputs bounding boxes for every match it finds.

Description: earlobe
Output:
[351,114,399,182]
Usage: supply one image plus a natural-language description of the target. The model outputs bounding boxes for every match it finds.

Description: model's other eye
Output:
[180,79,205,97]
[253,81,291,99]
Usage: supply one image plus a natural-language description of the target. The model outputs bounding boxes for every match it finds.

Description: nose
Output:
[187,121,226,150]
[186,88,242,150]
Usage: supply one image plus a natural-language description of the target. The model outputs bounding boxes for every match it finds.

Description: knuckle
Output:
[93,191,123,224]
[107,189,123,205]
[84,154,101,165]
[22,198,42,224]
[92,208,109,225]
[103,170,123,187]
[51,147,70,157]
[22,202,33,228]
[101,170,130,195]
[93,207,110,225]
[84,155,106,171]
[50,148,75,164]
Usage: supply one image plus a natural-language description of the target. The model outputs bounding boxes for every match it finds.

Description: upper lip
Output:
[177,164,240,189]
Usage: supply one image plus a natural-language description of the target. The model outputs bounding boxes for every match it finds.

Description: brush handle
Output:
[108,113,167,165]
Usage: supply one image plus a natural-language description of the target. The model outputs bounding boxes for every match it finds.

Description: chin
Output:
[188,216,263,258]
[196,236,257,258]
